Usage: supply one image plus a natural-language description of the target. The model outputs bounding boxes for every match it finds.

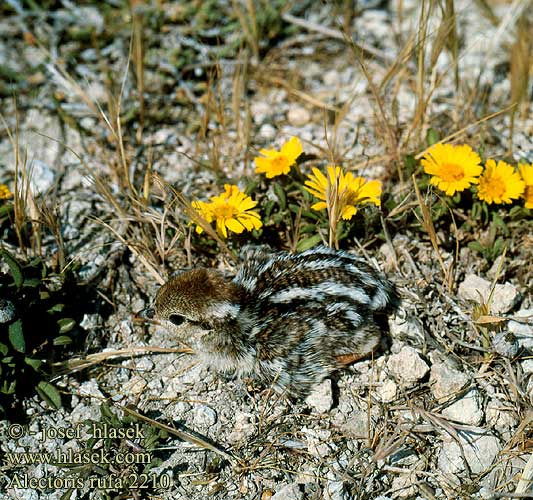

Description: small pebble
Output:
[458,274,520,314]
[442,388,484,426]
[387,346,429,388]
[0,299,16,323]
[305,379,334,413]
[378,379,398,403]
[430,360,469,402]
[271,483,303,500]
[492,331,519,358]
[287,106,311,126]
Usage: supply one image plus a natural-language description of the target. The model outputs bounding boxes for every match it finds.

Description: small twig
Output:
[516,437,533,494]
[50,346,192,376]
[118,405,239,465]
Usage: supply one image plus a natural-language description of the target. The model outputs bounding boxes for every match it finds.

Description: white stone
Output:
[0,299,16,323]
[509,308,533,349]
[387,346,429,388]
[438,431,501,475]
[29,159,55,194]
[492,330,518,358]
[390,470,418,498]
[332,402,369,438]
[442,388,484,426]
[521,359,533,374]
[458,274,520,314]
[305,379,334,413]
[122,376,147,396]
[272,482,303,500]
[388,311,425,342]
[228,412,255,443]
[251,101,271,124]
[303,427,336,457]
[378,379,398,403]
[192,405,217,427]
[258,123,277,141]
[324,480,351,500]
[323,69,340,86]
[430,361,470,402]
[287,105,311,126]
[78,380,104,400]
[486,398,518,433]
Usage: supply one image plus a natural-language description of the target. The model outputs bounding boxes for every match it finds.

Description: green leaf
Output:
[53,335,73,346]
[25,357,43,371]
[468,241,484,253]
[23,278,41,288]
[0,203,13,217]
[288,203,301,214]
[57,318,76,334]
[8,319,25,353]
[47,303,65,314]
[0,249,23,289]
[301,210,321,221]
[263,200,276,219]
[299,224,317,234]
[404,154,417,172]
[36,381,62,409]
[0,342,8,356]
[273,183,287,210]
[297,234,323,252]
[1,379,17,395]
[426,128,439,146]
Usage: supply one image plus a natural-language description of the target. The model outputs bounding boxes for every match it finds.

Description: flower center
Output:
[440,163,465,182]
[525,185,533,202]
[483,174,506,199]
[212,203,238,219]
[270,154,287,171]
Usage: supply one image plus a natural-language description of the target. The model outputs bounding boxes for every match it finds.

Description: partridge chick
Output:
[139,246,398,397]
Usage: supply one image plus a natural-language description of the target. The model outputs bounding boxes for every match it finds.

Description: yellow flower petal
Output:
[0,184,12,200]
[341,205,357,220]
[477,159,525,204]
[254,137,303,179]
[311,201,327,211]
[226,218,245,233]
[421,143,482,196]
[280,136,303,161]
[191,184,262,238]
[518,163,533,209]
[305,165,381,221]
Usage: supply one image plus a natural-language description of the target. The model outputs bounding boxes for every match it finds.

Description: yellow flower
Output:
[518,162,533,209]
[0,184,12,200]
[477,159,525,204]
[254,136,303,178]
[192,184,262,238]
[421,143,483,196]
[304,166,381,220]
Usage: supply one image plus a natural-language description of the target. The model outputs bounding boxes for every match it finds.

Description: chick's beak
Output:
[136,307,155,320]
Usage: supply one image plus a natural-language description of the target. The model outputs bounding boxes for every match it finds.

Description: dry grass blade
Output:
[93,216,165,284]
[515,445,533,494]
[414,104,515,160]
[412,176,453,290]
[130,0,145,134]
[118,405,239,465]
[157,173,237,263]
[50,347,192,376]
[508,11,531,153]
[257,74,341,113]
[281,12,395,64]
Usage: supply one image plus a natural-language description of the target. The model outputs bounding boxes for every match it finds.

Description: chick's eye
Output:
[168,314,185,326]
